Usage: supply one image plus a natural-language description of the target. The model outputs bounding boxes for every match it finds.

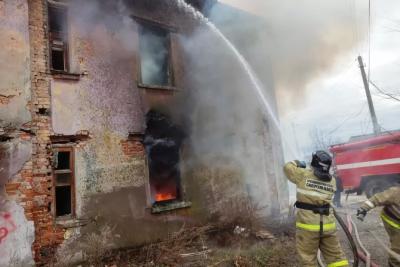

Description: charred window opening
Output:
[48,4,69,72]
[139,23,173,87]
[144,110,184,204]
[53,148,74,217]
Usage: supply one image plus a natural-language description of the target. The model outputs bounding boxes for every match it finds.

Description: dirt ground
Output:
[336,194,390,267]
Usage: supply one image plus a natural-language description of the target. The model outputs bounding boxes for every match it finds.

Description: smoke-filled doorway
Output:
[144,110,185,204]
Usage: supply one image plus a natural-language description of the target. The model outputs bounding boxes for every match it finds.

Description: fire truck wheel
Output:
[365,179,393,198]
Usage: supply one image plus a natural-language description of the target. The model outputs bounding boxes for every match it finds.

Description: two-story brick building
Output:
[0,0,288,265]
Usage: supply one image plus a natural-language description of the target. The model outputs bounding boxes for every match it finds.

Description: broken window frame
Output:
[52,146,75,219]
[136,19,176,90]
[142,110,191,213]
[145,149,192,214]
[47,1,70,73]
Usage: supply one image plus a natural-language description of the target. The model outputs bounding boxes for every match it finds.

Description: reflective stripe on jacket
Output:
[284,161,337,230]
[381,211,400,230]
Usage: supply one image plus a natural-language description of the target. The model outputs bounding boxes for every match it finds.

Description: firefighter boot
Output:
[296,229,349,267]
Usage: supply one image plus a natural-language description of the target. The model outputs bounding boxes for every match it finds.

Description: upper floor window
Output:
[138,23,174,88]
[48,3,69,72]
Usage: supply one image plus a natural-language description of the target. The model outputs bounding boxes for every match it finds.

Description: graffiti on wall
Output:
[0,212,16,244]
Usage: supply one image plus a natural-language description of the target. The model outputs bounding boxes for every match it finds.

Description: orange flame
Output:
[155,192,176,202]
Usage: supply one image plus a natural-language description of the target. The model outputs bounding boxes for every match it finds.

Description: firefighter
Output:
[284,151,349,267]
[357,186,400,267]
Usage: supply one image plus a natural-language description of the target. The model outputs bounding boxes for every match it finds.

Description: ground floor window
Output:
[144,110,184,204]
[53,147,75,217]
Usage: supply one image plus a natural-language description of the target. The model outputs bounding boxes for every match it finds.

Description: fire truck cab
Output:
[330,131,400,197]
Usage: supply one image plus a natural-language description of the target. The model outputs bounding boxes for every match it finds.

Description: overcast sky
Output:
[219,0,400,160]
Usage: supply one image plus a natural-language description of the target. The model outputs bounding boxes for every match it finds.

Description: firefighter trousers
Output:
[382,216,400,267]
[296,228,348,267]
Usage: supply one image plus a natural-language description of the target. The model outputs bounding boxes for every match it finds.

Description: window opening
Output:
[48,4,68,72]
[53,148,74,217]
[56,151,70,170]
[144,110,184,204]
[139,24,173,87]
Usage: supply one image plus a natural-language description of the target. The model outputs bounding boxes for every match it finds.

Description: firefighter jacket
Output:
[361,186,400,229]
[284,161,337,232]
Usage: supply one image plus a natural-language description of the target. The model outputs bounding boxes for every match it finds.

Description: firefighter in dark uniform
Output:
[284,151,348,267]
[357,186,400,267]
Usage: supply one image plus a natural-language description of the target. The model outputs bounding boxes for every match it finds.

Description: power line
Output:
[327,104,366,136]
[370,80,400,101]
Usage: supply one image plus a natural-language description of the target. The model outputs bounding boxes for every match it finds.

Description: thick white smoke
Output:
[217,0,367,112]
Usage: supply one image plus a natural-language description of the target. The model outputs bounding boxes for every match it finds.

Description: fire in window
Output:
[53,148,74,217]
[144,111,184,204]
[48,4,69,72]
[139,23,173,87]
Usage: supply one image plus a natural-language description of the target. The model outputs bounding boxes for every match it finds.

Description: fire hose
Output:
[317,207,363,267]
[347,208,400,266]
[348,214,375,267]
[318,205,400,267]
[333,207,359,267]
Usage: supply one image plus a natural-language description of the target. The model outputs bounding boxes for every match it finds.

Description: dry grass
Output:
[77,196,298,267]
[81,224,115,266]
[208,236,299,267]
[99,220,298,267]
[102,224,211,267]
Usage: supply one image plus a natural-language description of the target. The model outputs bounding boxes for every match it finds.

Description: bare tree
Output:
[309,128,340,152]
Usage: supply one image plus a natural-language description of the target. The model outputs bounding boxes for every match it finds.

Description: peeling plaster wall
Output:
[0,195,35,266]
[51,17,147,216]
[0,0,31,129]
[74,139,147,217]
[0,138,31,186]
[0,1,35,265]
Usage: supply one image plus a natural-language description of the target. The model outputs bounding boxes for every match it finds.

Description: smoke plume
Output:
[215,0,367,112]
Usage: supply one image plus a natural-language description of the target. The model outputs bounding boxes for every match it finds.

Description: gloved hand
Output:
[356,208,368,221]
[294,160,306,168]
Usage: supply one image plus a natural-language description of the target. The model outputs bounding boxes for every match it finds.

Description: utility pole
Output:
[357,55,380,135]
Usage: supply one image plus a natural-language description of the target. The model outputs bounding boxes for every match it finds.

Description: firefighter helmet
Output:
[311,151,332,181]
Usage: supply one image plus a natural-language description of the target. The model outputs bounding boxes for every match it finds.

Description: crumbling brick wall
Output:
[5,0,65,264]
[120,139,145,158]
[27,0,65,263]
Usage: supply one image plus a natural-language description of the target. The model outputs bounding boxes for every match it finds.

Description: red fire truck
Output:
[330,131,400,197]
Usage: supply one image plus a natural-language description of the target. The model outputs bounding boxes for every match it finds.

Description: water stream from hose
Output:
[175,0,298,158]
